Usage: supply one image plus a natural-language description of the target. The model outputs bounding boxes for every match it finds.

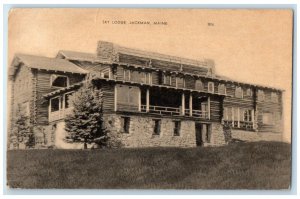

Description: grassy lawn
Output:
[7,141,291,189]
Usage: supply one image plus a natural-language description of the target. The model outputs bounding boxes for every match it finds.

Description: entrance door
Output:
[195,123,203,146]
[195,123,211,146]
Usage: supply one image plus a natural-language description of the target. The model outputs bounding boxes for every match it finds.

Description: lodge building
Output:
[9,41,284,149]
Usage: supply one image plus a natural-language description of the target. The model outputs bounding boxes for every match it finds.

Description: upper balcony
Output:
[115,85,212,120]
[48,91,74,123]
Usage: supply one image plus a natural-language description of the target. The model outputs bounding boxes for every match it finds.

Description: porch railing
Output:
[223,120,253,129]
[185,109,209,119]
[49,107,73,122]
[141,105,208,119]
[141,105,181,116]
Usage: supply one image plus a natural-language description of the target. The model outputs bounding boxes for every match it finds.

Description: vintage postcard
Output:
[6,8,293,189]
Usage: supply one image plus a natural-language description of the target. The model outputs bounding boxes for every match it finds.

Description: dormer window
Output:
[218,84,226,95]
[195,80,204,91]
[208,82,214,93]
[124,69,130,81]
[176,77,185,88]
[235,86,243,98]
[245,88,252,97]
[271,92,278,103]
[51,75,69,88]
[257,90,265,101]
[163,74,172,85]
[101,68,110,79]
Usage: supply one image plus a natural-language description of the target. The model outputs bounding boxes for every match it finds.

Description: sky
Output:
[8,8,293,142]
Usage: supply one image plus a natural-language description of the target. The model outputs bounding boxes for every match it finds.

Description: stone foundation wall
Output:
[203,123,226,147]
[103,114,228,148]
[26,114,229,149]
[103,114,198,148]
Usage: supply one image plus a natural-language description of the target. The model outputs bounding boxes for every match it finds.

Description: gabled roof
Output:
[57,50,100,62]
[10,54,88,76]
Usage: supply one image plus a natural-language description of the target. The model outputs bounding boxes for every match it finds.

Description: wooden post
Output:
[62,95,65,109]
[109,67,112,79]
[237,107,240,128]
[207,96,211,120]
[114,85,117,111]
[231,107,234,126]
[48,98,52,122]
[189,93,193,116]
[138,88,141,112]
[181,93,185,115]
[62,95,65,118]
[251,109,255,129]
[146,88,150,112]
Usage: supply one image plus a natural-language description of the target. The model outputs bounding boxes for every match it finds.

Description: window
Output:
[243,109,252,122]
[257,90,265,101]
[245,88,252,97]
[235,87,243,98]
[51,75,69,87]
[271,92,278,103]
[218,84,226,94]
[223,107,228,120]
[274,112,281,122]
[50,97,60,112]
[262,112,274,125]
[163,74,172,85]
[153,119,161,135]
[177,77,185,88]
[124,69,130,81]
[121,116,130,133]
[64,92,74,109]
[208,82,214,93]
[195,80,204,91]
[143,73,151,84]
[173,121,181,136]
[101,68,110,79]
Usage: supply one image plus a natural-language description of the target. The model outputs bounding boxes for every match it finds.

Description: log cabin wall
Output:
[35,70,85,125]
[256,89,282,133]
[10,64,34,125]
[223,85,254,109]
[223,84,256,130]
[210,95,222,122]
[93,82,115,112]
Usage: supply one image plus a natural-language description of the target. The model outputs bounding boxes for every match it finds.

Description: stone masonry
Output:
[103,113,227,148]
[203,123,226,147]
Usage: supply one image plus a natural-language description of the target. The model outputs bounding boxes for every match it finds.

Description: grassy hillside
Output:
[7,141,291,189]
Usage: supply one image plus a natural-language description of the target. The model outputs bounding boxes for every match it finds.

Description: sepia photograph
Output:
[6,8,293,190]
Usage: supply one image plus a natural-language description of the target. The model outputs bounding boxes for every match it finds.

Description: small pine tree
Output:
[64,83,109,149]
[11,106,34,149]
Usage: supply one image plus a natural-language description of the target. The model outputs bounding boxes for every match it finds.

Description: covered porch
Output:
[140,87,210,119]
[48,92,74,122]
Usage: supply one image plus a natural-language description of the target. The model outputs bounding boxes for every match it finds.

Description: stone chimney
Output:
[97,41,118,62]
[205,59,216,77]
